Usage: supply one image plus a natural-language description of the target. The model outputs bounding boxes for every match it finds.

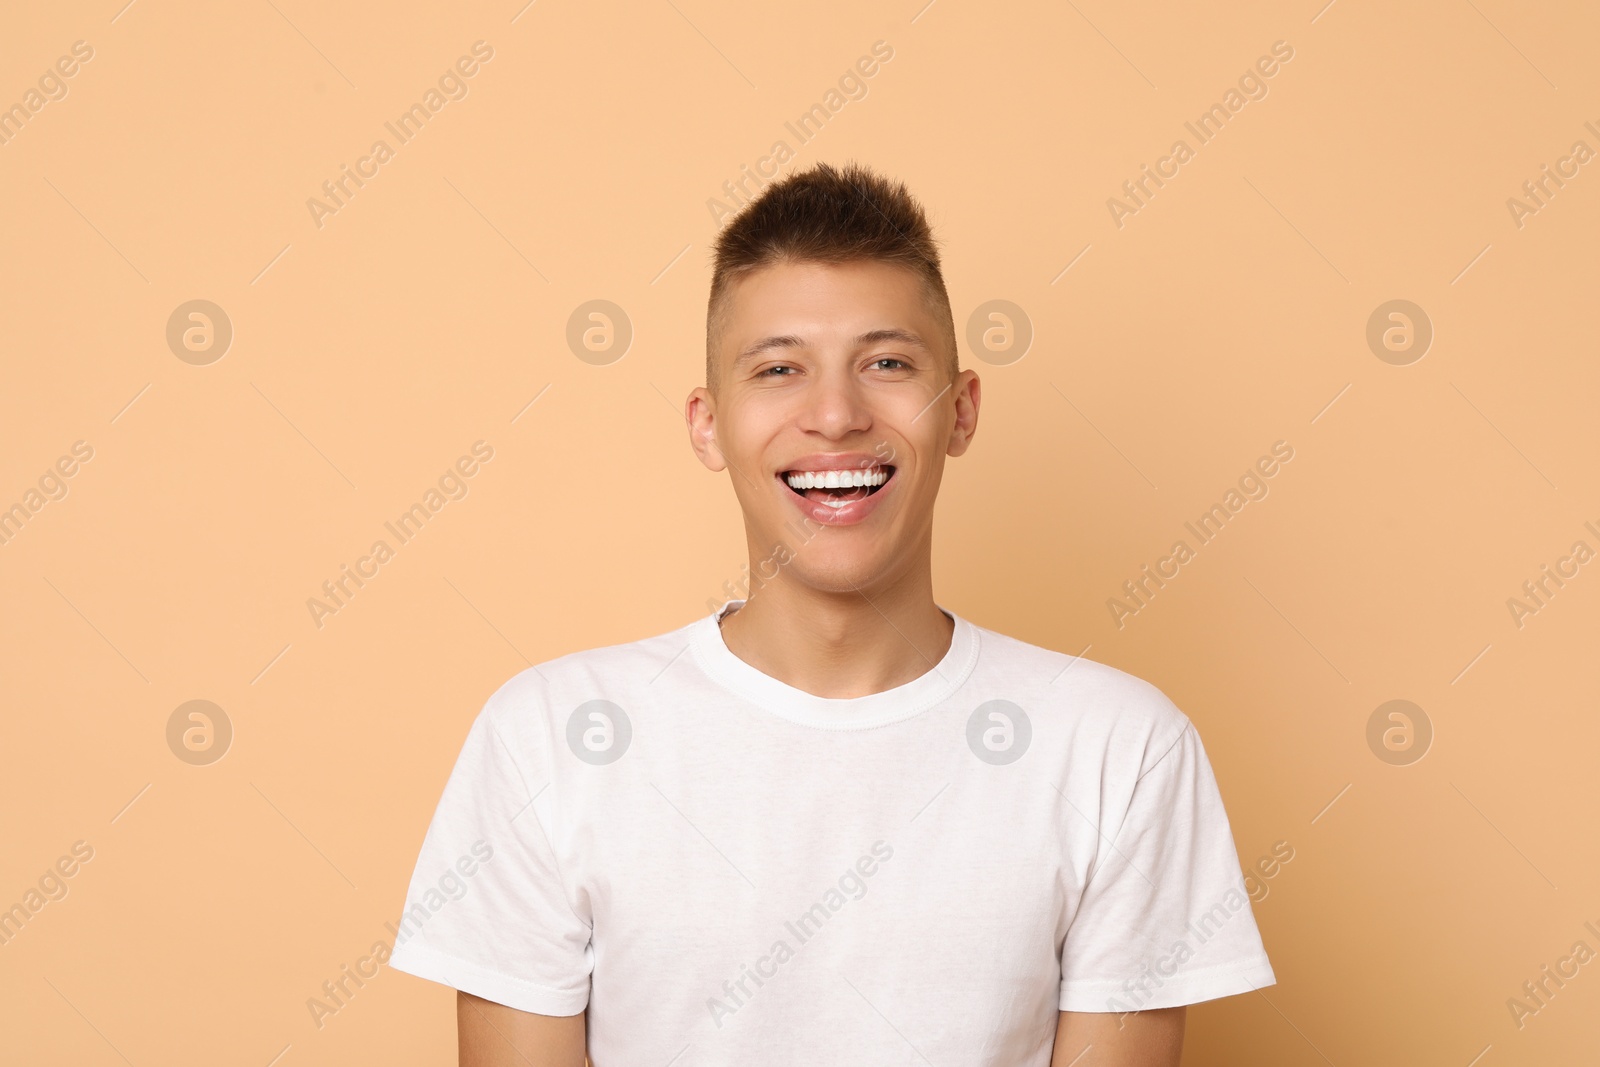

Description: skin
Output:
[456,258,1184,1066]
[1052,1008,1186,1067]
[685,258,979,698]
[457,991,584,1066]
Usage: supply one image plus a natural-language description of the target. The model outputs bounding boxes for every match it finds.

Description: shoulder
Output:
[474,617,701,747]
[969,622,1194,771]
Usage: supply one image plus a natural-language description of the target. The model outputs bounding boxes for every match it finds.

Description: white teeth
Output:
[784,467,890,490]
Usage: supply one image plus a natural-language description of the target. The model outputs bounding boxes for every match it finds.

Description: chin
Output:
[779,552,896,595]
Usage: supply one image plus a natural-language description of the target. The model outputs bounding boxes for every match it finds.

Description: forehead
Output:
[716,259,934,345]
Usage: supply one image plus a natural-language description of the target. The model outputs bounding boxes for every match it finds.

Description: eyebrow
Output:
[732,328,931,369]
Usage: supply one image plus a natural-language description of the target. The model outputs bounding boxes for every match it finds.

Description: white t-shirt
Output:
[389,600,1275,1064]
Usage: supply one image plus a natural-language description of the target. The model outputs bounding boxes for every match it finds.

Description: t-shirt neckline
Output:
[689,598,980,730]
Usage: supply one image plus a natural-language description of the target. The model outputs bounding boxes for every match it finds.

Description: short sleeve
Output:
[1058,718,1276,1012]
[387,702,593,1015]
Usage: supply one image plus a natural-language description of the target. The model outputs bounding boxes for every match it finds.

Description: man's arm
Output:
[1051,1007,1185,1067]
[457,992,587,1067]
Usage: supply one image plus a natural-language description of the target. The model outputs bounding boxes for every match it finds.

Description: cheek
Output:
[906,456,943,493]
[886,416,945,472]
[712,409,769,464]
[717,421,787,497]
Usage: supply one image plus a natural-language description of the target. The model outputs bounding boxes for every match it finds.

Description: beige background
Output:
[2,0,1597,1063]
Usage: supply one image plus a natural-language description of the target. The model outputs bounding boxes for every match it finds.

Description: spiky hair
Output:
[705,161,958,392]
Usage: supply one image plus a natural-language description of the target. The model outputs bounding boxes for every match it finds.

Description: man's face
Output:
[686,259,980,596]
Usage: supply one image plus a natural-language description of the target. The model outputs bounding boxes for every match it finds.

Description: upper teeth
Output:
[784,467,890,489]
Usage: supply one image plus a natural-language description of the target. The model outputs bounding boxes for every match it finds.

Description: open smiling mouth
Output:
[780,466,896,509]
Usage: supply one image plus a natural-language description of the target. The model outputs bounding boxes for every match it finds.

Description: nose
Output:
[795,362,871,439]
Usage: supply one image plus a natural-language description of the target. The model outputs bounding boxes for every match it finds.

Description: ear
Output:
[944,369,981,458]
[685,386,727,472]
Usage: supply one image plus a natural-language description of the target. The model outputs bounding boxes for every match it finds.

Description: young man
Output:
[389,162,1275,1066]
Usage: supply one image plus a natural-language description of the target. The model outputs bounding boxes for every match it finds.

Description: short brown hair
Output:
[705,161,958,393]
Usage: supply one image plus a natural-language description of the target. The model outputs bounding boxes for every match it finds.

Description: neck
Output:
[717,561,953,700]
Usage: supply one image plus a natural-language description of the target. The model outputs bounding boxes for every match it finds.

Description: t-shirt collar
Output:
[689,598,979,730]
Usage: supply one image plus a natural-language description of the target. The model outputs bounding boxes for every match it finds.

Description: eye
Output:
[758,364,797,377]
[872,357,909,370]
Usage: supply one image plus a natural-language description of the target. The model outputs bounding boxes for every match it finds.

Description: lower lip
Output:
[778,470,897,526]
